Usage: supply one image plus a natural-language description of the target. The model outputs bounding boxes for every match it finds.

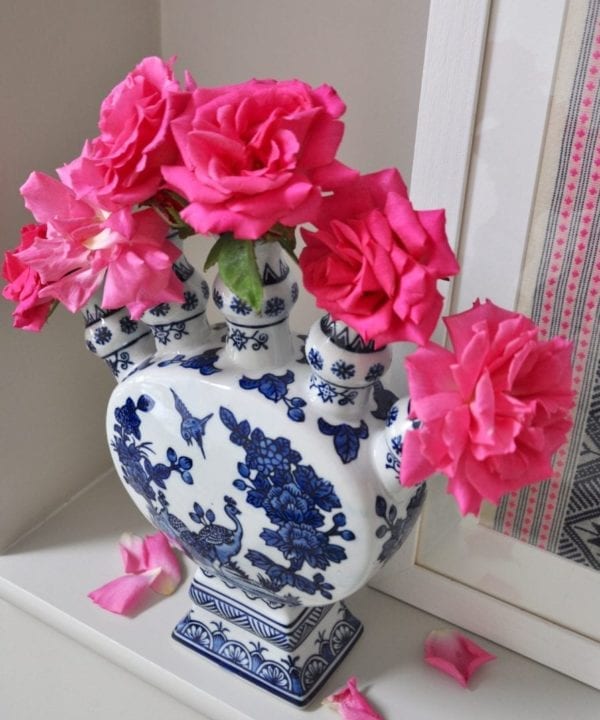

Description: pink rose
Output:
[18,171,182,319]
[299,169,460,348]
[401,300,574,515]
[2,224,55,331]
[58,57,192,209]
[162,78,356,239]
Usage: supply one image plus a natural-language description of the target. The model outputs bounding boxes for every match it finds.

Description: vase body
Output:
[104,241,425,705]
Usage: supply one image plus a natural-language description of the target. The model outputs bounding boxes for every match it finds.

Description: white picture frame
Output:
[371,0,600,690]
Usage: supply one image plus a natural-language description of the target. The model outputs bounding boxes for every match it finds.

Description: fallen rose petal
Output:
[144,531,182,595]
[424,629,496,687]
[324,677,384,720]
[88,568,161,615]
[91,531,181,615]
[119,531,181,594]
[119,532,147,574]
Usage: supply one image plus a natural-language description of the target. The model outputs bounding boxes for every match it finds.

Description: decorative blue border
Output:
[189,578,331,650]
[172,602,363,706]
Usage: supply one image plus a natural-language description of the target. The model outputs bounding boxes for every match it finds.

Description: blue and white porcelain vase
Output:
[90,239,426,706]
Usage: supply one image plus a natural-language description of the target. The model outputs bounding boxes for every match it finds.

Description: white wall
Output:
[0,1,161,550]
[161,0,429,178]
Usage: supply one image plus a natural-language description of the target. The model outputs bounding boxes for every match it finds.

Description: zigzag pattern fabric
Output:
[491,0,600,571]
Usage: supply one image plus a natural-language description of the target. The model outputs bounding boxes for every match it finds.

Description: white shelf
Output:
[1,472,598,719]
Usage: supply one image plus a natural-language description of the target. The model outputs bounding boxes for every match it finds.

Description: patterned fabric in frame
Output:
[487,0,600,572]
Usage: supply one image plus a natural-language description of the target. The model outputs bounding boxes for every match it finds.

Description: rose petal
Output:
[324,677,384,720]
[119,531,181,594]
[143,531,182,595]
[119,532,147,574]
[424,629,496,687]
[399,428,437,487]
[88,568,161,615]
[90,532,181,615]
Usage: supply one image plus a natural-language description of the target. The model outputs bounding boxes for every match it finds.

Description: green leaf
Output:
[217,235,263,311]
[204,234,229,271]
[264,224,299,265]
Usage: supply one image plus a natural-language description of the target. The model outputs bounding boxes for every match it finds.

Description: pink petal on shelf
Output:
[90,531,182,615]
[119,532,147,574]
[324,677,384,720]
[424,629,496,687]
[144,531,182,595]
[119,531,181,594]
[88,568,161,615]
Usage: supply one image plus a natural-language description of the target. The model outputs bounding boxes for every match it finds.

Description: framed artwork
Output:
[371,0,600,689]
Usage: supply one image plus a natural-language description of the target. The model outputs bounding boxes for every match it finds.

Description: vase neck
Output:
[140,254,212,353]
[304,315,393,421]
[215,240,298,370]
[82,297,154,382]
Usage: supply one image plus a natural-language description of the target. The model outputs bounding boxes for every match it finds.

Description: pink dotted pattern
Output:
[500,25,600,549]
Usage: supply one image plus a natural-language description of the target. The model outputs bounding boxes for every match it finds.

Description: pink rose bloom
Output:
[2,223,55,331]
[299,169,460,348]
[162,78,356,239]
[401,300,574,515]
[18,171,182,319]
[59,57,193,209]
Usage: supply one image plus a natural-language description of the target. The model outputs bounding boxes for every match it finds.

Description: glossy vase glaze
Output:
[96,240,426,705]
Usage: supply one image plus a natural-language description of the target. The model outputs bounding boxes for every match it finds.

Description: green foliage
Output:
[205,233,263,311]
[203,226,300,312]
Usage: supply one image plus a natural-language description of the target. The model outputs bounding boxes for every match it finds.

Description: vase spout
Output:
[214,240,298,371]
[83,297,155,382]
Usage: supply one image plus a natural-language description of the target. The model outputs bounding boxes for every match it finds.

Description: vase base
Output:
[172,579,363,706]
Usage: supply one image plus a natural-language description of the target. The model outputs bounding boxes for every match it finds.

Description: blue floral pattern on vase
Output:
[128,347,223,378]
[307,348,323,370]
[153,320,190,345]
[365,363,385,382]
[119,317,138,334]
[317,418,369,464]
[107,350,135,376]
[230,297,252,315]
[213,288,224,309]
[330,360,355,380]
[111,394,194,500]
[177,348,222,375]
[149,302,171,317]
[239,371,306,422]
[291,281,299,303]
[375,485,426,564]
[220,407,355,600]
[309,374,358,406]
[182,291,199,311]
[94,326,112,345]
[264,297,285,317]
[228,327,269,351]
